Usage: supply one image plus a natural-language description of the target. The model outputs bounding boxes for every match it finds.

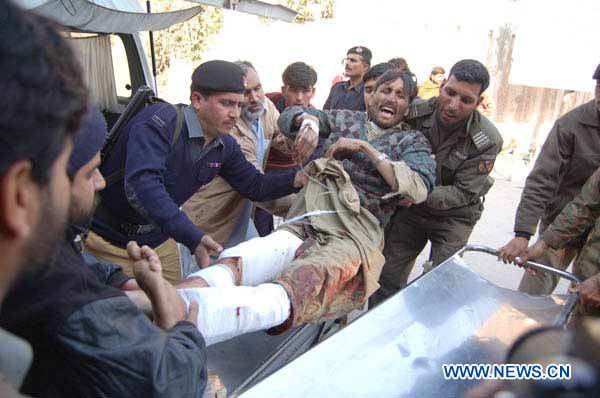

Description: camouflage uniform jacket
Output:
[405,97,503,222]
[541,166,600,280]
[514,100,600,238]
[278,106,436,228]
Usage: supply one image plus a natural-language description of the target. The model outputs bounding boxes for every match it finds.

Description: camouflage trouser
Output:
[519,222,600,296]
[370,207,475,308]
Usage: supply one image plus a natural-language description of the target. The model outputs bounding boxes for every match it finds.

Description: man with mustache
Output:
[130,69,436,344]
[86,60,311,284]
[323,46,372,111]
[371,59,503,306]
[183,61,297,248]
[499,63,600,295]
[0,1,87,394]
[0,108,208,397]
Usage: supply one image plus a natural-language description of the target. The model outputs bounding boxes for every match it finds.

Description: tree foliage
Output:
[286,0,335,22]
[150,0,224,76]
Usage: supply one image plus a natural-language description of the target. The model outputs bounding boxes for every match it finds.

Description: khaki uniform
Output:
[514,100,600,294]
[182,98,292,246]
[372,97,503,306]
[540,167,600,293]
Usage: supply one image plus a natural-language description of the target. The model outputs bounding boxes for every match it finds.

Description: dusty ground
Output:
[408,159,570,293]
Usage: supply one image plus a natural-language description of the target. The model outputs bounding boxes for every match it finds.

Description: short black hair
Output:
[388,57,411,73]
[363,62,395,84]
[593,63,600,80]
[374,69,417,102]
[0,0,87,184]
[448,59,490,94]
[282,62,317,88]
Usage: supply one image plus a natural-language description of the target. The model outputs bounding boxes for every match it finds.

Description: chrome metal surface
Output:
[239,252,575,398]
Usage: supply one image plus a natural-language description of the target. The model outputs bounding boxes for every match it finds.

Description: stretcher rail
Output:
[459,244,581,286]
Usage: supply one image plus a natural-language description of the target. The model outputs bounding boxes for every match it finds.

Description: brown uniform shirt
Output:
[406,97,503,222]
[514,100,600,238]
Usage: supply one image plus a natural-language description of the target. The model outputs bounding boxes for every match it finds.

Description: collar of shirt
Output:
[184,104,224,159]
[342,80,364,92]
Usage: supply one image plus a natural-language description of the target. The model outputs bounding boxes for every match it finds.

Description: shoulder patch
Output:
[407,101,434,120]
[471,130,492,151]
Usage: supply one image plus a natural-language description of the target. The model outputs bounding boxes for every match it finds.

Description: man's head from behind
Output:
[235,61,265,122]
[281,62,317,108]
[593,63,600,112]
[0,1,87,292]
[368,69,415,129]
[68,108,107,227]
[190,60,246,135]
[437,59,490,128]
[363,62,395,108]
[344,46,371,80]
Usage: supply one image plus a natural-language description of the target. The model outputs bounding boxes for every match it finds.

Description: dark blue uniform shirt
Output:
[92,103,297,252]
[323,81,366,111]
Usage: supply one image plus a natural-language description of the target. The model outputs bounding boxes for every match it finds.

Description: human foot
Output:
[127,241,187,330]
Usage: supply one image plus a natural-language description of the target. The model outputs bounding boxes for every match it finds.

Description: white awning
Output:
[186,0,297,22]
[14,0,203,33]
[14,0,297,34]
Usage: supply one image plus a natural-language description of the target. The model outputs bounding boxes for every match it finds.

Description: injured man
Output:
[128,69,437,346]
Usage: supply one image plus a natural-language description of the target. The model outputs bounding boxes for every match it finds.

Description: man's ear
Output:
[0,160,39,239]
[439,78,448,91]
[476,93,484,107]
[281,85,286,94]
[190,91,205,110]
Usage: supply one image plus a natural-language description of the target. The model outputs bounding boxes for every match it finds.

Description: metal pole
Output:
[146,0,158,95]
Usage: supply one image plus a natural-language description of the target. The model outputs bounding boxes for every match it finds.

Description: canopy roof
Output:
[15,0,296,33]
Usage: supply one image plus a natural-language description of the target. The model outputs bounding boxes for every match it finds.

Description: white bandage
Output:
[178,283,291,346]
[300,116,319,134]
[187,264,235,287]
[219,230,302,286]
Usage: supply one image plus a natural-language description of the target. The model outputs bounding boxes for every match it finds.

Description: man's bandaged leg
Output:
[219,230,303,286]
[178,283,290,346]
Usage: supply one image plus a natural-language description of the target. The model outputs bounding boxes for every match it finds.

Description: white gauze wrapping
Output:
[187,264,235,287]
[177,283,290,346]
[218,230,303,286]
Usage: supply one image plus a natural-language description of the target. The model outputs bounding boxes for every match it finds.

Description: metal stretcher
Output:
[213,244,580,398]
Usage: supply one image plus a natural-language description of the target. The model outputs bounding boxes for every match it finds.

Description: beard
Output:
[68,194,99,229]
[22,190,68,268]
[242,104,264,122]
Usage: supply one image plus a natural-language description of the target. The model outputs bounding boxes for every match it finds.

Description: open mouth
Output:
[378,106,396,119]
[441,111,458,122]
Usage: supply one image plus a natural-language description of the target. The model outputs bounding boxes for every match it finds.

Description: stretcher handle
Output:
[459,244,581,286]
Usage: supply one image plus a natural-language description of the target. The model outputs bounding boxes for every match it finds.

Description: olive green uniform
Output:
[372,98,503,306]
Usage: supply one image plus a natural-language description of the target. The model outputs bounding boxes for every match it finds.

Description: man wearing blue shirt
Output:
[323,46,372,111]
[86,60,312,282]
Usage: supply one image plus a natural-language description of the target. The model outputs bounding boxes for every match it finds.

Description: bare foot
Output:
[127,241,187,330]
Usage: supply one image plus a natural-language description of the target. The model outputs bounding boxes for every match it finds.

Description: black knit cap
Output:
[347,46,372,64]
[191,60,245,94]
[594,63,600,80]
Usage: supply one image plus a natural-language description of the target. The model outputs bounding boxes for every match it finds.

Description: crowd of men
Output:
[1,0,600,396]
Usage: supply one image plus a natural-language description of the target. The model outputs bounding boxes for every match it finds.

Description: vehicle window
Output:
[110,35,132,99]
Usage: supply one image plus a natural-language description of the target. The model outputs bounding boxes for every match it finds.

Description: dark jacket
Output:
[514,100,600,238]
[323,81,366,111]
[0,231,207,397]
[93,103,297,252]
[406,97,503,222]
